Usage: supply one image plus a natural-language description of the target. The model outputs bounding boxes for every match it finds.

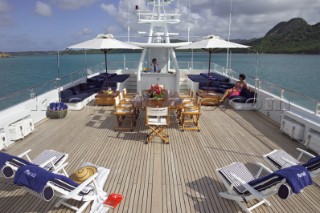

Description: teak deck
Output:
[1,105,320,213]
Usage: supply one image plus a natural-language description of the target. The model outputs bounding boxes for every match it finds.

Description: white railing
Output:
[175,60,320,115]
[0,59,319,116]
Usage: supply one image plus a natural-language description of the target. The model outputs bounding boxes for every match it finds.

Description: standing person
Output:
[220,74,247,102]
[150,58,160,73]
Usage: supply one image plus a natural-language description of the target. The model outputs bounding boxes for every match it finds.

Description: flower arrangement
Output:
[148,84,165,100]
[103,87,113,94]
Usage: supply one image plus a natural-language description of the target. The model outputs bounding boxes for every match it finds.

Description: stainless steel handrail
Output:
[0,69,86,101]
[0,60,319,114]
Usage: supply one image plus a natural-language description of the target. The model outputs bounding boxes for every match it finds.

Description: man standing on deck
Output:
[150,58,161,73]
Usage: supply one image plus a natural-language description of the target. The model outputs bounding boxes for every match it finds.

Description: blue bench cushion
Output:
[229,88,255,103]
[49,102,68,110]
[200,73,230,82]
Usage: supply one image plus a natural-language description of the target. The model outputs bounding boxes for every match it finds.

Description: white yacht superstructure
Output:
[132,0,190,92]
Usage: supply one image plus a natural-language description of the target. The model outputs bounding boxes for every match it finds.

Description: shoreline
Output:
[0,53,12,58]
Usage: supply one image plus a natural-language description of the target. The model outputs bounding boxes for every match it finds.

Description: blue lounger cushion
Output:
[14,164,78,193]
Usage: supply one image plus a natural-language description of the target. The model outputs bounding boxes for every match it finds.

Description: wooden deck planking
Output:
[1,106,320,213]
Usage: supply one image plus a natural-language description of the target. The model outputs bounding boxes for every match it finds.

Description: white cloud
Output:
[101,3,117,16]
[173,0,320,39]
[0,0,12,26]
[34,1,52,17]
[54,0,96,10]
[0,0,10,13]
[77,27,94,36]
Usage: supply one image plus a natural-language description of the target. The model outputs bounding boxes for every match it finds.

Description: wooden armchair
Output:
[113,96,136,131]
[180,89,194,104]
[123,88,135,100]
[180,101,201,131]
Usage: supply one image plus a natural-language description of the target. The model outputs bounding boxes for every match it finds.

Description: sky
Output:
[0,0,319,52]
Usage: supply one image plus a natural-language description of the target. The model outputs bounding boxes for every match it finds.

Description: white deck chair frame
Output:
[263,148,316,172]
[2,149,68,177]
[216,162,286,213]
[47,162,111,213]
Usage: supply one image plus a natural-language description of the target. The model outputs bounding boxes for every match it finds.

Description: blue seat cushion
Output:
[49,102,68,110]
[60,89,73,100]
[229,95,247,103]
[220,83,235,89]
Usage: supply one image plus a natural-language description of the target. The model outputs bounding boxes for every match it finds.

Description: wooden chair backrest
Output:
[123,88,128,96]
[114,96,120,109]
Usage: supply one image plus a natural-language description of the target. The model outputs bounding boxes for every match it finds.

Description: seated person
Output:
[149,58,161,73]
[220,73,247,102]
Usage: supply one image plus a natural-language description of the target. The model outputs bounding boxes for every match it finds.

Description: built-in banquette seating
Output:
[188,73,256,110]
[188,73,234,94]
[60,73,129,110]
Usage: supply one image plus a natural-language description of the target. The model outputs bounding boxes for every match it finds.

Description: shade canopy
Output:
[177,35,249,92]
[67,34,142,87]
[67,34,143,51]
[177,35,249,50]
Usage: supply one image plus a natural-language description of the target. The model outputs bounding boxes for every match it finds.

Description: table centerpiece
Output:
[103,87,113,94]
[148,84,165,100]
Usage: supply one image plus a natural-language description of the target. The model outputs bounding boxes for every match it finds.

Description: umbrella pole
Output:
[104,51,108,88]
[57,51,61,102]
[206,50,212,93]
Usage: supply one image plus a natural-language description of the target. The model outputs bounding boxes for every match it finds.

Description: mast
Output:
[136,0,182,92]
[226,0,233,71]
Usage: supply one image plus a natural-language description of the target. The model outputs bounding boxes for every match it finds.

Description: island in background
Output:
[0,52,12,58]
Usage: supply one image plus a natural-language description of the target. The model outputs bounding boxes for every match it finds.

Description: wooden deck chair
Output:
[216,162,290,213]
[146,107,170,144]
[180,89,194,103]
[123,88,135,100]
[180,101,201,131]
[119,91,133,105]
[263,148,320,178]
[1,149,68,178]
[113,95,136,131]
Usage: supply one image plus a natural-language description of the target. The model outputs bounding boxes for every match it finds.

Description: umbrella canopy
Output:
[67,34,142,86]
[177,35,249,50]
[177,35,249,91]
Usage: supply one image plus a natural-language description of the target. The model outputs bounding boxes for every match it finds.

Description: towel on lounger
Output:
[14,164,78,193]
[249,165,312,194]
[304,156,320,167]
[273,165,312,193]
[0,152,31,168]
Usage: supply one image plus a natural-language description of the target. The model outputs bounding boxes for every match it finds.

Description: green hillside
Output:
[248,18,320,54]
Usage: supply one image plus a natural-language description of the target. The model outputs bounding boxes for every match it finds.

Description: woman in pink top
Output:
[220,74,247,102]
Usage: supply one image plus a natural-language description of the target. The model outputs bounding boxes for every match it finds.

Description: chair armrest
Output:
[63,173,99,199]
[52,162,69,176]
[254,162,273,178]
[115,105,135,113]
[17,149,32,162]
[296,148,315,160]
[231,173,265,200]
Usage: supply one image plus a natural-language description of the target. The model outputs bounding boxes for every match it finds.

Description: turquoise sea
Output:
[0,52,319,109]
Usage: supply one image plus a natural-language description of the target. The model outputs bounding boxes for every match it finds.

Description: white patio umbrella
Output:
[67,34,142,86]
[177,35,249,91]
